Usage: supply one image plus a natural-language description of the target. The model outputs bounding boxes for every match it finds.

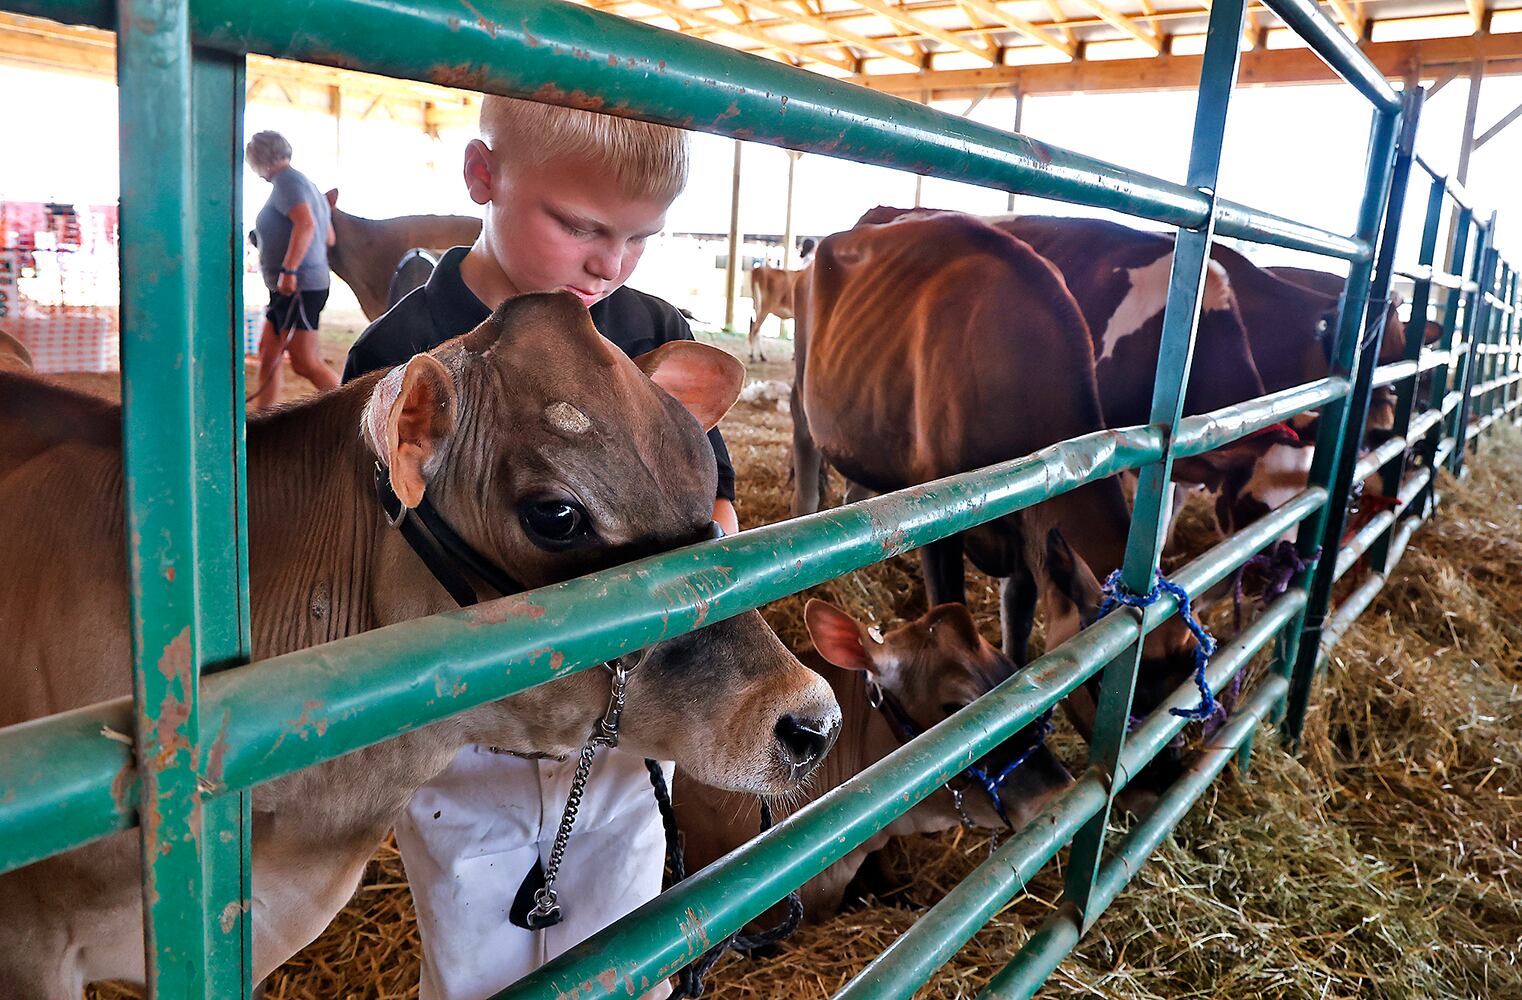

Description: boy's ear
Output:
[464,141,494,207]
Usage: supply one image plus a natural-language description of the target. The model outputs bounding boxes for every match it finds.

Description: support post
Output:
[118,0,217,993]
[1060,0,1245,937]
[192,45,255,997]
[1280,97,1410,746]
[1446,59,1484,265]
[782,149,800,270]
[723,139,743,333]
[1007,87,1025,213]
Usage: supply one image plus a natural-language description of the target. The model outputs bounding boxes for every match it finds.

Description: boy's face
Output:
[467,142,673,308]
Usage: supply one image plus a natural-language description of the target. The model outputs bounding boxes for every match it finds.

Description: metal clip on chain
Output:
[525,653,641,930]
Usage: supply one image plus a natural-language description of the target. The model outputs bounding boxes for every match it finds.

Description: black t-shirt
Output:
[343,246,735,500]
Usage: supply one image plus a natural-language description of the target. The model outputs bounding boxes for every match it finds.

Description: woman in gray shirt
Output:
[247,130,341,409]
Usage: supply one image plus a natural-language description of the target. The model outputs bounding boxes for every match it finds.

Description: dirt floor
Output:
[82,323,1522,998]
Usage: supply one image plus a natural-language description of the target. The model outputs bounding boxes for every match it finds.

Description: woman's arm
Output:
[279,201,319,292]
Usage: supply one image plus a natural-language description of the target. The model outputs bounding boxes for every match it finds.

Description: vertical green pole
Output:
[1279,97,1405,746]
[118,0,217,994]
[192,46,255,996]
[1451,225,1497,475]
[1372,162,1441,573]
[1061,0,1245,931]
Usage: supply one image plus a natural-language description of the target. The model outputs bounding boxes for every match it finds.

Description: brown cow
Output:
[676,599,1071,926]
[0,330,31,372]
[747,263,806,363]
[0,293,841,996]
[850,209,1301,538]
[791,210,1200,773]
[324,189,482,320]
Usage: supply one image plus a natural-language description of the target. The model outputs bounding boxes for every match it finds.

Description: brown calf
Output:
[324,189,482,320]
[675,600,1071,925]
[747,264,806,363]
[0,293,840,996]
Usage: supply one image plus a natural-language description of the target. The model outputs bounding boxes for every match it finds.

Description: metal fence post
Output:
[191,46,255,996]
[1451,224,1498,475]
[1279,97,1406,746]
[118,0,219,993]
[1058,0,1246,936]
[1372,154,1441,574]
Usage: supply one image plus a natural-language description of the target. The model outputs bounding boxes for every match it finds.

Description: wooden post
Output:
[1447,59,1485,264]
[782,149,800,270]
[723,139,743,333]
[1007,86,1025,212]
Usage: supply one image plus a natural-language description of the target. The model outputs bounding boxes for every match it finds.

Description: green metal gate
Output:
[0,0,1517,997]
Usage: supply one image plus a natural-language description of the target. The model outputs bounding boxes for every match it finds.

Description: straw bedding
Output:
[85,336,1522,998]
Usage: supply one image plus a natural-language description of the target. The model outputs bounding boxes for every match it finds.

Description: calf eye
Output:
[519,499,591,549]
[941,702,969,718]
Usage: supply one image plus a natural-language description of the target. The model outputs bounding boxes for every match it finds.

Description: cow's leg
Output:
[790,384,825,516]
[748,309,770,363]
[920,533,966,608]
[842,479,877,505]
[999,563,1039,667]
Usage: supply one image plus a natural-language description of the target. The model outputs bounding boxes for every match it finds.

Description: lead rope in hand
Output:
[645,760,803,999]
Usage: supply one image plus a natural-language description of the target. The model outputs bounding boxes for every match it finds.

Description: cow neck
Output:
[245,386,429,652]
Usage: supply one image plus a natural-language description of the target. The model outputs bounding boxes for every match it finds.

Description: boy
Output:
[343,97,737,999]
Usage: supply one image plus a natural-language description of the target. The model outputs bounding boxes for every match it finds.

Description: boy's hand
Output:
[277,271,298,295]
[712,498,738,536]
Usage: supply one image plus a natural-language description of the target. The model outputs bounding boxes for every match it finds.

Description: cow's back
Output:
[0,373,131,726]
[803,212,1104,491]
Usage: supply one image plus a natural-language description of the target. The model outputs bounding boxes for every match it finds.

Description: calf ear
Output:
[363,355,457,509]
[804,599,877,673]
[325,187,339,208]
[635,341,744,432]
[1424,319,1444,345]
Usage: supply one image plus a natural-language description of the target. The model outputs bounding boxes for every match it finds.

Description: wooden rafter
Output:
[1068,0,1162,52]
[954,0,1002,55]
[1040,0,1078,47]
[793,0,857,67]
[733,0,924,67]
[1468,0,1486,32]
[960,0,1076,58]
[1135,0,1164,44]
[1475,95,1522,148]
[851,0,1000,63]
[633,0,857,69]
[1327,0,1367,38]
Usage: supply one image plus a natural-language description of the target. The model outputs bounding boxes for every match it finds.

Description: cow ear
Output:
[804,599,877,673]
[635,341,744,432]
[325,187,339,209]
[1424,319,1444,345]
[363,355,457,509]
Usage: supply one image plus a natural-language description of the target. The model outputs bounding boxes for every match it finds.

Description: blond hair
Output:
[479,96,689,203]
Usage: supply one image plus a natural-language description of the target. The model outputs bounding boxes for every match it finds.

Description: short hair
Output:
[478,96,688,203]
[245,131,293,171]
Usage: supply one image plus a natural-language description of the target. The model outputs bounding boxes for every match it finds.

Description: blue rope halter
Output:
[1096,568,1219,722]
[958,708,1055,828]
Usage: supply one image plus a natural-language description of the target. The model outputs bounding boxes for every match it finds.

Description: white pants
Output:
[396,745,674,1000]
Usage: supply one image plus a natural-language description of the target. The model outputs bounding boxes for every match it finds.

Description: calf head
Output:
[1172,423,1314,536]
[362,291,839,793]
[804,599,1070,830]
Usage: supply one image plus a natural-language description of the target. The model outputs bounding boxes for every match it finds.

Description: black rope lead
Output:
[644,760,804,998]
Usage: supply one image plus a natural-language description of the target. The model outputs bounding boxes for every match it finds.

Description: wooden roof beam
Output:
[1326,0,1367,38]
[853,30,1522,96]
[851,0,1001,63]
[628,0,857,70]
[736,0,925,67]
[958,0,1076,58]
[1069,0,1163,52]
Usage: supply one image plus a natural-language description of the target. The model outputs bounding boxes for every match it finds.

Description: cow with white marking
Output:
[0,293,841,996]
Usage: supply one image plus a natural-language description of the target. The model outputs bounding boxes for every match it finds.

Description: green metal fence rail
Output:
[0,0,1517,997]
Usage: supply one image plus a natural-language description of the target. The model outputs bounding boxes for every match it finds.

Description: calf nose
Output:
[775,713,838,771]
